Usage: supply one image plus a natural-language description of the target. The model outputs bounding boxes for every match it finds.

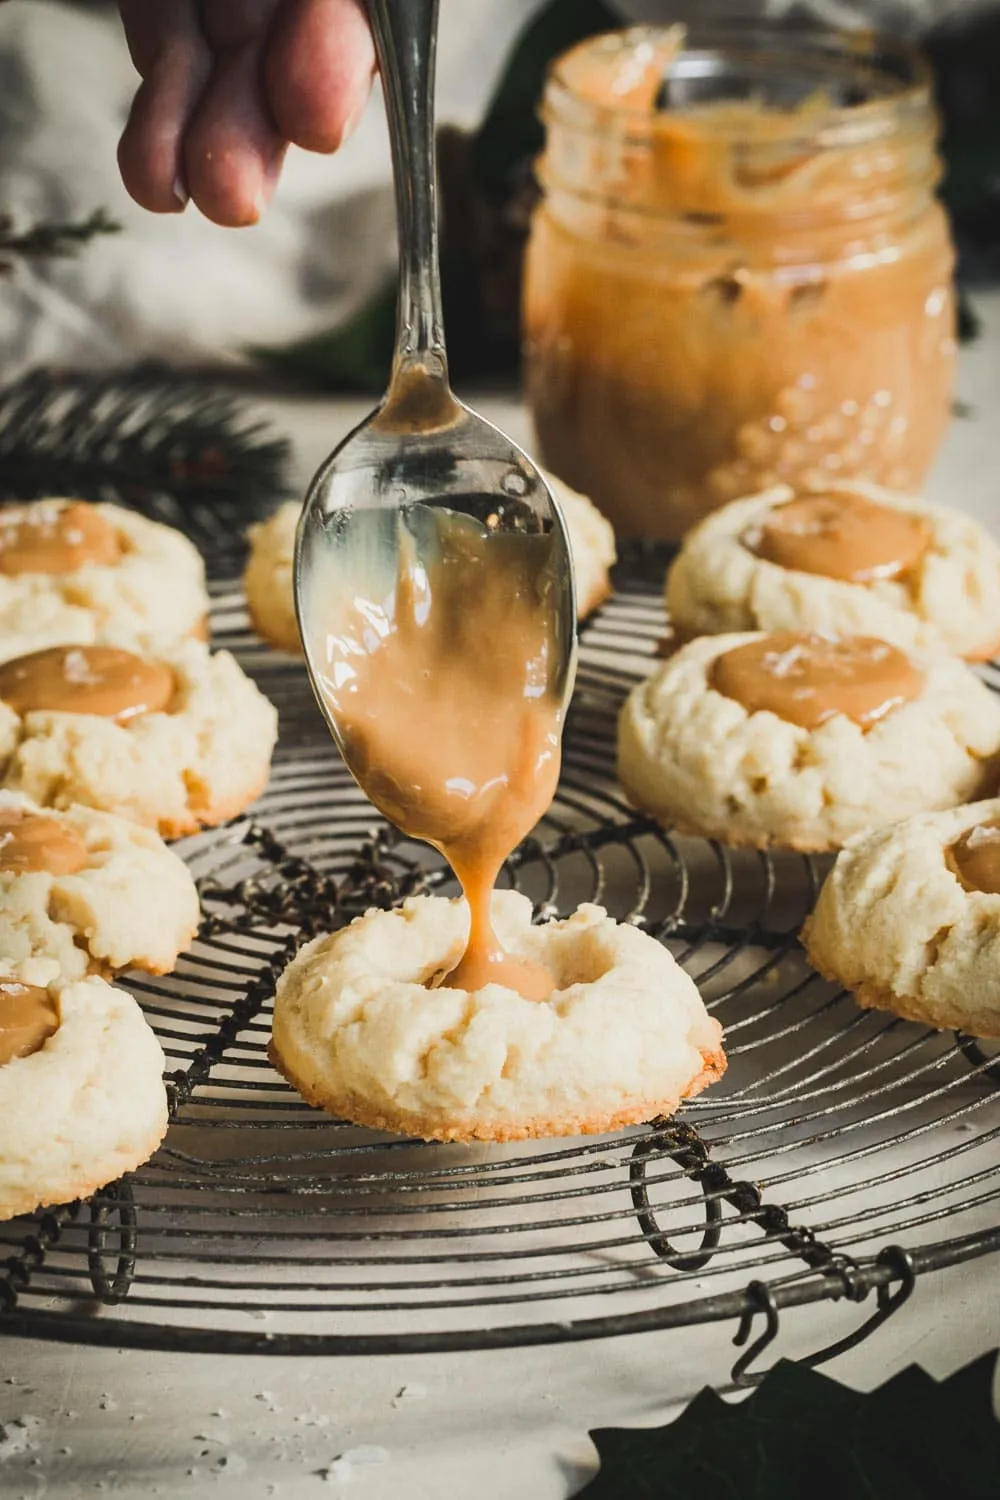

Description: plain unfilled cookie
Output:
[617,633,1000,851]
[0,965,168,1220]
[0,790,199,979]
[0,639,278,837]
[804,799,1000,1037]
[243,501,300,654]
[549,473,617,619]
[0,500,209,660]
[666,480,1000,660]
[270,890,725,1142]
[244,473,616,654]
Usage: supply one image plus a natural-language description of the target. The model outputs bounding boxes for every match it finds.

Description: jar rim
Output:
[546,22,934,148]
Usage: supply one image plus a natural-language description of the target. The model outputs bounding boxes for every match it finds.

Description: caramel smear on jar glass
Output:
[0,806,89,875]
[311,509,568,1001]
[0,646,175,721]
[523,24,956,538]
[946,819,1000,895]
[0,500,121,576]
[710,631,924,730]
[743,491,931,582]
[0,981,59,1064]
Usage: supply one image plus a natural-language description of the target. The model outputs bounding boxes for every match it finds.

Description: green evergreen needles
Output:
[0,207,119,276]
[0,366,290,555]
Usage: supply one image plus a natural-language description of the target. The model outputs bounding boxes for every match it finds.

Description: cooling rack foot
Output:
[731,1245,917,1387]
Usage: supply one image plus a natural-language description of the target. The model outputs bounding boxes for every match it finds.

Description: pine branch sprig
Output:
[0,364,291,558]
[0,208,121,275]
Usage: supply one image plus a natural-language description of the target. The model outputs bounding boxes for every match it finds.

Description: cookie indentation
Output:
[742,491,929,582]
[0,501,121,577]
[0,646,175,721]
[710,632,923,731]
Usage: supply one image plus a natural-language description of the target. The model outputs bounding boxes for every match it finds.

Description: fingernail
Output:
[253,149,286,218]
[251,182,272,222]
[172,173,189,211]
[340,100,365,148]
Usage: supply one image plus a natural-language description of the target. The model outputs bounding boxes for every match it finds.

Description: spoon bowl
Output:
[294,0,577,786]
[296,374,576,766]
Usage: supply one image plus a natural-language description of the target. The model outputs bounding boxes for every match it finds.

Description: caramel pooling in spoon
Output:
[317,514,564,1000]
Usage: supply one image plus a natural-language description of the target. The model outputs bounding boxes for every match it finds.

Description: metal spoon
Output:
[294,0,577,783]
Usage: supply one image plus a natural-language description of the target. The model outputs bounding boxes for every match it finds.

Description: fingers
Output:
[118,0,195,76]
[119,0,285,227]
[183,37,286,227]
[117,0,211,213]
[265,0,375,154]
[117,0,376,226]
[198,0,286,52]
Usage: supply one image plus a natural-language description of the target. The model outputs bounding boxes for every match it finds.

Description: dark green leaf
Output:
[957,289,981,344]
[472,0,617,203]
[575,1350,1000,1500]
[249,283,398,393]
[925,10,1000,277]
[253,0,618,392]
[248,250,511,394]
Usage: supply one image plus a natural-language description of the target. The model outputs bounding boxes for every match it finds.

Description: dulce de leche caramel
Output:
[524,27,956,539]
[0,646,175,721]
[0,981,59,1064]
[313,513,564,1001]
[946,820,1000,896]
[0,807,88,875]
[743,492,931,582]
[710,632,924,731]
[0,500,121,577]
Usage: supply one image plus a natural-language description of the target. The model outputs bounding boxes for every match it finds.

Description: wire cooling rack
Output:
[1,542,999,1378]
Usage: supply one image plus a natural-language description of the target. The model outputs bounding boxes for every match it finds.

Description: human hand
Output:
[117,0,376,227]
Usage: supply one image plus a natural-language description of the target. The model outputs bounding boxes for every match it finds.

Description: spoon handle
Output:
[368,0,448,381]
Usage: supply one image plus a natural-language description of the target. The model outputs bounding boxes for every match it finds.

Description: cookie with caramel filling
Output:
[0,790,199,978]
[667,479,1000,662]
[0,966,167,1220]
[0,638,277,837]
[0,499,209,661]
[618,631,1000,851]
[804,798,1000,1037]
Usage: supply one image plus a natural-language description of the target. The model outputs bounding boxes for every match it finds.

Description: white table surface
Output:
[1,294,998,1499]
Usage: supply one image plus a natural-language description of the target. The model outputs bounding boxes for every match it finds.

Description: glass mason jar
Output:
[523,25,957,540]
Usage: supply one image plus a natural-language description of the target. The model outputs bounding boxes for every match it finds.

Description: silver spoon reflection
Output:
[293,0,577,998]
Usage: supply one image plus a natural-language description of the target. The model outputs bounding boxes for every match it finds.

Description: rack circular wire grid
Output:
[2,534,999,1378]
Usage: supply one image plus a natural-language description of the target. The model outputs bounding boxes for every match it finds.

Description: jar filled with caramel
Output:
[523,25,957,540]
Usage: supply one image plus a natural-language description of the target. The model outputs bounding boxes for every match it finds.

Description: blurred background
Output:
[0,0,997,390]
